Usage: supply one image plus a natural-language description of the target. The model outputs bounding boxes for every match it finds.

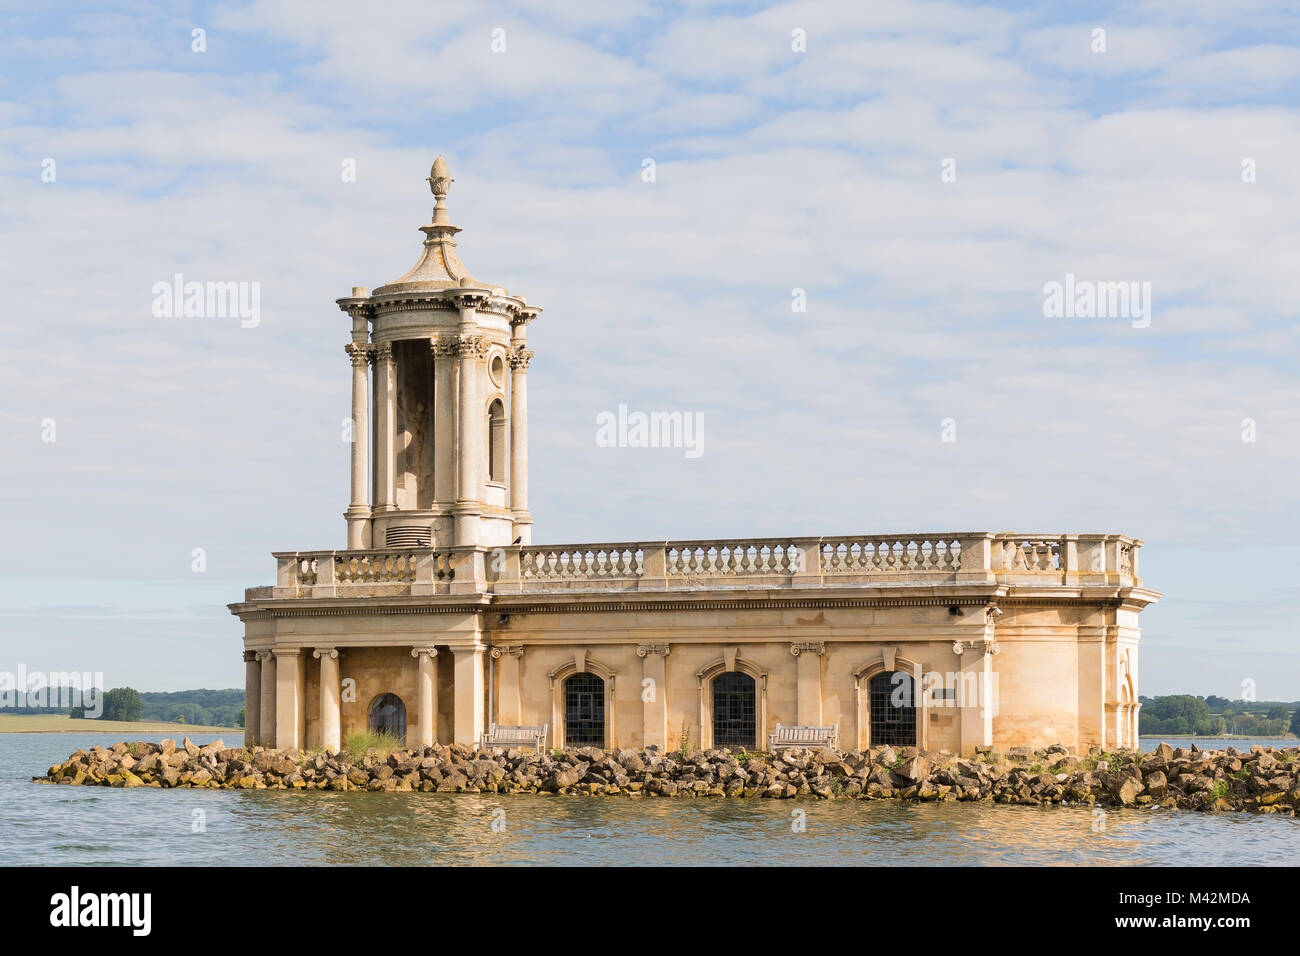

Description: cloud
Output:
[1,0,1298,691]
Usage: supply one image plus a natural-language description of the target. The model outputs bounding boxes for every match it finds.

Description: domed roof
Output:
[372,156,505,296]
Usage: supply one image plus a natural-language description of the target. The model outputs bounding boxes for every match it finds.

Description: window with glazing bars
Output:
[712,671,756,749]
[869,670,916,747]
[564,673,605,746]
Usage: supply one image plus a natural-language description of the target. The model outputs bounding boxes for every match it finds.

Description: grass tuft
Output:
[343,729,404,761]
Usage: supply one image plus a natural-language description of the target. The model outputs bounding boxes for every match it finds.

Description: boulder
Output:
[1114,777,1141,806]
[1144,770,1167,798]
[897,755,931,783]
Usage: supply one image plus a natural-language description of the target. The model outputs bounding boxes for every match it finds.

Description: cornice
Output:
[228,588,1141,621]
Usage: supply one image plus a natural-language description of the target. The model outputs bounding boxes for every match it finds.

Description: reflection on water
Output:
[4,734,1297,866]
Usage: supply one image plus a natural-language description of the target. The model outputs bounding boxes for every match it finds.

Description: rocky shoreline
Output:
[35,738,1300,814]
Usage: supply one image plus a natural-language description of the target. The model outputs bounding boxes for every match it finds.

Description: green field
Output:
[0,714,242,735]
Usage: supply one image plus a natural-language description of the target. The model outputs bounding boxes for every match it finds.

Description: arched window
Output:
[564,673,605,746]
[488,399,506,483]
[712,672,756,749]
[869,671,916,747]
[368,693,407,741]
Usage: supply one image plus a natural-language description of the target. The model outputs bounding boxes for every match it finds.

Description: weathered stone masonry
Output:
[229,158,1160,757]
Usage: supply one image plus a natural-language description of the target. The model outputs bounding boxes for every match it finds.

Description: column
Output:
[451,644,486,746]
[411,647,439,748]
[791,642,825,725]
[257,651,276,747]
[432,338,457,507]
[274,648,303,750]
[373,343,396,514]
[637,644,669,749]
[243,651,261,748]
[507,346,535,544]
[958,648,996,755]
[314,647,341,752]
[492,646,524,725]
[344,344,371,549]
[453,331,485,545]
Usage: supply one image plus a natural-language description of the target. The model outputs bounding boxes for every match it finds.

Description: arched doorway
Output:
[564,673,605,746]
[712,672,756,750]
[368,693,407,741]
[869,670,916,747]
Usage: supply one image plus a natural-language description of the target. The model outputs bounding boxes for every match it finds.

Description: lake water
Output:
[1139,737,1296,752]
[5,733,1298,866]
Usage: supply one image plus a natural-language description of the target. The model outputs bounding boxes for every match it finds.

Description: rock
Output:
[898,755,931,783]
[1144,770,1167,798]
[439,770,469,791]
[544,768,581,792]
[1114,777,1141,806]
[182,737,199,757]
[617,749,646,773]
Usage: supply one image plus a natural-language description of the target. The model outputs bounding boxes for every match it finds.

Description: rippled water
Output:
[1139,737,1295,752]
[5,733,1298,865]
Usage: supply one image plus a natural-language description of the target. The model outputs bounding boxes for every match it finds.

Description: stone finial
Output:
[428,155,452,195]
[427,155,453,226]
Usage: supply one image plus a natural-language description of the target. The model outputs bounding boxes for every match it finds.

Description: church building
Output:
[229,158,1159,756]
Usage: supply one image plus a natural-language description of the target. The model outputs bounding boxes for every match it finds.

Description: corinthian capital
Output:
[507,346,535,370]
[345,343,372,367]
[430,335,459,357]
[456,334,487,358]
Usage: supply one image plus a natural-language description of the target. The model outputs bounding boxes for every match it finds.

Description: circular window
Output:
[489,353,506,387]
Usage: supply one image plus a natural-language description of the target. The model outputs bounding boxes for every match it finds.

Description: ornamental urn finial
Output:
[428,155,452,197]
[426,155,454,226]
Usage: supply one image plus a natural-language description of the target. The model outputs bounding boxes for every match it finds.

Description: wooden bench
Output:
[480,723,548,753]
[768,723,839,751]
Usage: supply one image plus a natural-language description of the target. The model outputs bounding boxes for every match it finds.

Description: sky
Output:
[1,0,1298,698]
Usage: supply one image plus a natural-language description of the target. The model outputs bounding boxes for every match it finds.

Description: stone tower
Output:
[336,157,539,551]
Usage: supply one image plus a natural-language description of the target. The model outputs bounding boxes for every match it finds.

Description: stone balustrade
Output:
[262,533,1142,599]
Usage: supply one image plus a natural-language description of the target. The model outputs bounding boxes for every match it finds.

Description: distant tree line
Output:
[138,689,244,727]
[64,688,244,727]
[1139,695,1297,737]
